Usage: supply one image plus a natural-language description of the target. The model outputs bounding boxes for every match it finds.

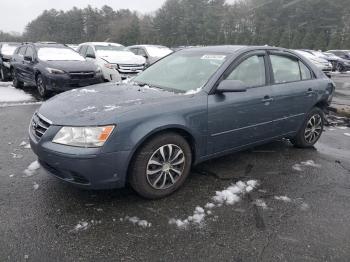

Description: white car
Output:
[77,42,146,82]
[128,45,173,66]
[295,50,332,73]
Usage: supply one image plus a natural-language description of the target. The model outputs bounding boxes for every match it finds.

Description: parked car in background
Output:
[0,42,20,81]
[323,52,350,72]
[66,44,79,51]
[128,45,173,66]
[77,42,146,82]
[326,50,350,61]
[295,50,332,75]
[10,42,103,98]
[29,46,334,198]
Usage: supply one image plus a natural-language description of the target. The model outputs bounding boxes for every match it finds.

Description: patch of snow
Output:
[344,133,350,137]
[80,106,96,112]
[9,174,15,178]
[33,182,39,190]
[292,164,303,171]
[71,221,89,232]
[104,105,121,112]
[300,160,321,168]
[274,196,292,202]
[185,87,202,95]
[11,153,23,159]
[23,161,40,177]
[300,202,310,211]
[19,141,31,149]
[328,128,336,131]
[169,180,259,229]
[337,126,347,130]
[80,89,98,93]
[254,199,268,209]
[0,84,34,103]
[121,216,151,228]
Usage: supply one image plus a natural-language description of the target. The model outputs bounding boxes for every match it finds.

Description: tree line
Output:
[1,0,349,50]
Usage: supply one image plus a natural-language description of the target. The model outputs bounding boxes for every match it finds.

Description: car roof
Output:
[129,45,169,48]
[80,42,123,46]
[178,45,290,54]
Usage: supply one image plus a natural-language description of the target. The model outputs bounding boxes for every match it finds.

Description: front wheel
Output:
[336,63,345,73]
[36,74,50,98]
[12,69,24,88]
[129,133,192,199]
[0,66,8,81]
[291,107,324,148]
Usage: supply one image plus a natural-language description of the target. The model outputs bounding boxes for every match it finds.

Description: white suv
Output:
[77,42,146,82]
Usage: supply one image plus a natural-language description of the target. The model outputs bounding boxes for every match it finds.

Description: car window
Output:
[138,48,147,57]
[19,46,27,56]
[79,45,87,56]
[226,55,266,87]
[299,61,312,80]
[270,55,301,83]
[25,47,34,58]
[86,46,95,57]
[129,48,138,55]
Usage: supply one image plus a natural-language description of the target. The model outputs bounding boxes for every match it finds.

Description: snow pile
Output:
[70,221,89,233]
[19,141,31,149]
[23,161,40,177]
[104,105,121,112]
[121,216,152,228]
[81,106,96,112]
[254,199,268,209]
[11,153,23,159]
[185,87,202,95]
[0,84,33,103]
[274,196,292,202]
[337,126,347,130]
[33,182,39,190]
[344,133,350,137]
[169,180,259,229]
[293,160,321,171]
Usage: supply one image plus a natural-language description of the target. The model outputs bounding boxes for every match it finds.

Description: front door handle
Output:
[306,88,315,95]
[262,96,274,103]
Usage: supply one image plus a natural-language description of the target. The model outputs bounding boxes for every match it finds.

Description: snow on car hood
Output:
[37,83,183,126]
[97,50,146,65]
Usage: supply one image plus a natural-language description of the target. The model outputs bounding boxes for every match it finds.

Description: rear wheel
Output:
[12,69,24,89]
[291,107,324,148]
[36,74,50,98]
[0,66,8,81]
[336,63,345,72]
[129,132,192,199]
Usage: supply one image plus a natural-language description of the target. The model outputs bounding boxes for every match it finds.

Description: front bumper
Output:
[29,120,131,190]
[44,73,104,92]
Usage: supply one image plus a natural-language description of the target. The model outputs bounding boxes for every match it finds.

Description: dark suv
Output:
[10,42,104,98]
[0,42,20,81]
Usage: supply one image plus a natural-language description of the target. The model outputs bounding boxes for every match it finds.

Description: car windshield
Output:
[133,51,228,93]
[1,43,20,56]
[95,45,126,52]
[38,47,85,61]
[145,46,173,58]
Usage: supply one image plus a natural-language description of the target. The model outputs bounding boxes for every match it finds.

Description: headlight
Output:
[52,125,115,147]
[46,67,66,74]
[104,63,115,69]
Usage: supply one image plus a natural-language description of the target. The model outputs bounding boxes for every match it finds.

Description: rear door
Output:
[13,46,27,80]
[267,51,318,135]
[22,46,36,84]
[208,51,277,154]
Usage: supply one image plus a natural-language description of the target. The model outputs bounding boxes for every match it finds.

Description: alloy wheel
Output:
[304,114,322,144]
[37,76,45,96]
[146,144,186,190]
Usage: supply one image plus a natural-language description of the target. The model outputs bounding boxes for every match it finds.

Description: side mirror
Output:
[86,53,96,59]
[24,56,33,62]
[216,80,247,93]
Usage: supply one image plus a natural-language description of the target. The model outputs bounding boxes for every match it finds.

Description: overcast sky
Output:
[0,0,172,33]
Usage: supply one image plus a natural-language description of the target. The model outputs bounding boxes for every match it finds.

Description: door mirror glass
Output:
[216,80,247,93]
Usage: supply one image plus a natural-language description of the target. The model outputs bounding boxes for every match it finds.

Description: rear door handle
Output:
[306,88,315,95]
[262,96,274,103]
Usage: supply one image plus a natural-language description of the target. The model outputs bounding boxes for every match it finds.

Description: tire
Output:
[36,74,50,98]
[0,66,8,81]
[12,69,24,89]
[129,132,192,199]
[336,63,345,73]
[291,107,324,148]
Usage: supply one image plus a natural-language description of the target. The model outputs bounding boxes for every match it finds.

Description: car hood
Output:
[41,60,98,72]
[97,51,145,65]
[38,83,186,126]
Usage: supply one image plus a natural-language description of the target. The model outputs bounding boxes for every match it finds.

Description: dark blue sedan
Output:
[29,46,335,199]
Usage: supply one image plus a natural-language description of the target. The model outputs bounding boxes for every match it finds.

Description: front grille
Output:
[118,64,144,74]
[31,113,51,139]
[69,71,95,80]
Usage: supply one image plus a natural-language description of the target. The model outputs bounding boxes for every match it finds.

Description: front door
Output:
[208,51,276,154]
